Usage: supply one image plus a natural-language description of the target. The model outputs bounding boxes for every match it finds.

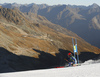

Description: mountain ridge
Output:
[0,5,100,73]
[0,6,100,55]
[5,3,99,48]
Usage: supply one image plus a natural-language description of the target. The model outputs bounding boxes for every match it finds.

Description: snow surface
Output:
[0,63,100,77]
[82,59,100,65]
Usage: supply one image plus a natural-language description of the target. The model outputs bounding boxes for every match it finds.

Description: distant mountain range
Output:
[1,3,100,48]
[37,3,100,48]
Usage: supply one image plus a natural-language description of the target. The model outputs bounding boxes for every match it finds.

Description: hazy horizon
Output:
[0,2,99,7]
[0,0,100,6]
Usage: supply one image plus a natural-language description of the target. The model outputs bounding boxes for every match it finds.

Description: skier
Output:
[67,53,77,66]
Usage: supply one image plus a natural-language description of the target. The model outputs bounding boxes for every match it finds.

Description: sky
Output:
[0,0,100,6]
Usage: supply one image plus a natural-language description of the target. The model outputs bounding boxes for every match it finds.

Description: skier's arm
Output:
[71,57,76,64]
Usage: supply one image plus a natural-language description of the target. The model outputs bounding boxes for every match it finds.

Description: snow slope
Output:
[0,63,100,77]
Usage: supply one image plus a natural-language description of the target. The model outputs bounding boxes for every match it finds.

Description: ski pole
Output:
[72,38,75,58]
[64,58,69,63]
[75,39,79,64]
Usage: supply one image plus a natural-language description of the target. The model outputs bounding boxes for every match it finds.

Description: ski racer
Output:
[67,53,77,66]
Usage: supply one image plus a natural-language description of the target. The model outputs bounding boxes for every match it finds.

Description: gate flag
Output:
[72,38,79,64]
[74,44,77,53]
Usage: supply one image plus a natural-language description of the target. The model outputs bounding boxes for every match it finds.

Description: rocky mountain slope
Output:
[37,4,100,48]
[3,3,100,48]
[0,6,100,54]
[0,6,100,72]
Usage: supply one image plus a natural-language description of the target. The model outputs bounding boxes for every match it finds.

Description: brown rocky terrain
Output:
[0,6,100,73]
[0,6,100,56]
[2,3,100,48]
